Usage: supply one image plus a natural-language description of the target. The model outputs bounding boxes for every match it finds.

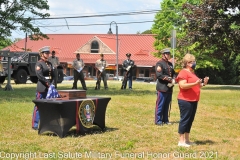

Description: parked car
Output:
[107,74,114,80]
[135,77,154,83]
[63,74,74,81]
[113,76,124,81]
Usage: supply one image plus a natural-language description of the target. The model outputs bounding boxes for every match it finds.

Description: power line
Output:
[31,9,160,20]
[34,20,154,28]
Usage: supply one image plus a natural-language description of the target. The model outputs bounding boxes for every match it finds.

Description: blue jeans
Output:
[155,91,172,124]
[128,76,132,89]
[178,99,198,134]
[32,92,47,129]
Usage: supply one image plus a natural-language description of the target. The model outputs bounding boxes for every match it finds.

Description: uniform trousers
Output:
[72,70,87,90]
[97,70,108,89]
[178,99,198,134]
[122,72,133,89]
[127,76,133,89]
[155,91,172,124]
[32,92,47,129]
[53,69,58,88]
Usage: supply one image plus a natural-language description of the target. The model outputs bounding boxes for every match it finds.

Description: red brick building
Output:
[5,34,160,79]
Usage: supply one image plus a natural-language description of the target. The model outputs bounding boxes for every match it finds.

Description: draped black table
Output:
[32,96,111,138]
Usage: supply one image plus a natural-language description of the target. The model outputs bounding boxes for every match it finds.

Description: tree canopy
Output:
[152,0,240,84]
[0,38,12,50]
[0,0,50,42]
[141,30,152,34]
[181,0,240,84]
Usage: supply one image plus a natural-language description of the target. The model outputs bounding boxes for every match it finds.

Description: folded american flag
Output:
[46,84,60,99]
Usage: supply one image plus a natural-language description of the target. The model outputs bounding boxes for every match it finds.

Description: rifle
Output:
[121,70,128,89]
[168,100,172,117]
[95,71,102,90]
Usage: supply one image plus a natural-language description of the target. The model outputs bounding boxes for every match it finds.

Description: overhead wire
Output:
[34,20,154,28]
[31,9,160,20]
[25,9,161,28]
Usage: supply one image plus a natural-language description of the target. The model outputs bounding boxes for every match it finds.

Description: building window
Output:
[91,40,99,53]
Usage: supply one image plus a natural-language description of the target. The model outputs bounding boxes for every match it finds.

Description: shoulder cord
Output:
[45,61,52,79]
[164,60,172,77]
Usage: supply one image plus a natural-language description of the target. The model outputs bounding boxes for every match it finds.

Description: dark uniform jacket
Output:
[155,58,176,92]
[35,59,55,92]
[122,59,134,77]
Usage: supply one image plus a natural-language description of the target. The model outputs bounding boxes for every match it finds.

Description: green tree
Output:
[141,30,152,34]
[152,0,240,84]
[0,0,50,42]
[0,39,12,50]
[151,0,200,66]
[181,0,240,84]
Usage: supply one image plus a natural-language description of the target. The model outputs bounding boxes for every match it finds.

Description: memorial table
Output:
[32,91,111,138]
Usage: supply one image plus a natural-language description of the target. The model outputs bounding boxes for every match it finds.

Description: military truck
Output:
[0,52,64,84]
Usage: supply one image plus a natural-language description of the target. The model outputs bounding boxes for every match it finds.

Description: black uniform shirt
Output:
[155,58,176,92]
[35,59,55,92]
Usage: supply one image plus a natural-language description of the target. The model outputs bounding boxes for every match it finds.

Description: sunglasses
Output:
[188,61,196,64]
[42,51,50,54]
[164,52,170,54]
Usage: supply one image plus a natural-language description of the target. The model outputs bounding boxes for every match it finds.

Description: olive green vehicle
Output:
[0,52,63,84]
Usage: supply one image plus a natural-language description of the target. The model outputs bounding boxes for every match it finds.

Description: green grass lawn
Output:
[0,81,239,160]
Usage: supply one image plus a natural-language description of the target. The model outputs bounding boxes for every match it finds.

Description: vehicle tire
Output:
[14,69,28,84]
[30,76,38,83]
[57,69,63,83]
[0,76,6,84]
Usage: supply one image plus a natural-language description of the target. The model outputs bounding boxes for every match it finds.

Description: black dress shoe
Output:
[156,122,163,126]
[164,122,172,125]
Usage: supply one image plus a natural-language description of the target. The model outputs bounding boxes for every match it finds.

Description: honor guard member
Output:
[95,53,108,89]
[48,50,60,88]
[72,53,87,90]
[122,53,134,89]
[155,48,176,126]
[32,46,55,130]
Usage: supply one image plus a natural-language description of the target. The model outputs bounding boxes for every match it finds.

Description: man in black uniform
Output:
[155,48,176,126]
[121,53,134,89]
[72,53,87,90]
[32,46,55,130]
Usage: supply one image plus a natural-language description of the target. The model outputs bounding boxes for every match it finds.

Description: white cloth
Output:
[77,67,82,73]
[99,66,104,72]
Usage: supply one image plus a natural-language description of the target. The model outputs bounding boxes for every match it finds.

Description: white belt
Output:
[45,77,51,79]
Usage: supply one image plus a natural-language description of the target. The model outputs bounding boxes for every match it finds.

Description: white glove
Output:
[167,83,174,88]
[126,66,131,71]
[102,66,104,69]
[172,79,175,84]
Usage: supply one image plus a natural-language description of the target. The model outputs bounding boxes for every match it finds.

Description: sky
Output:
[11,0,161,39]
